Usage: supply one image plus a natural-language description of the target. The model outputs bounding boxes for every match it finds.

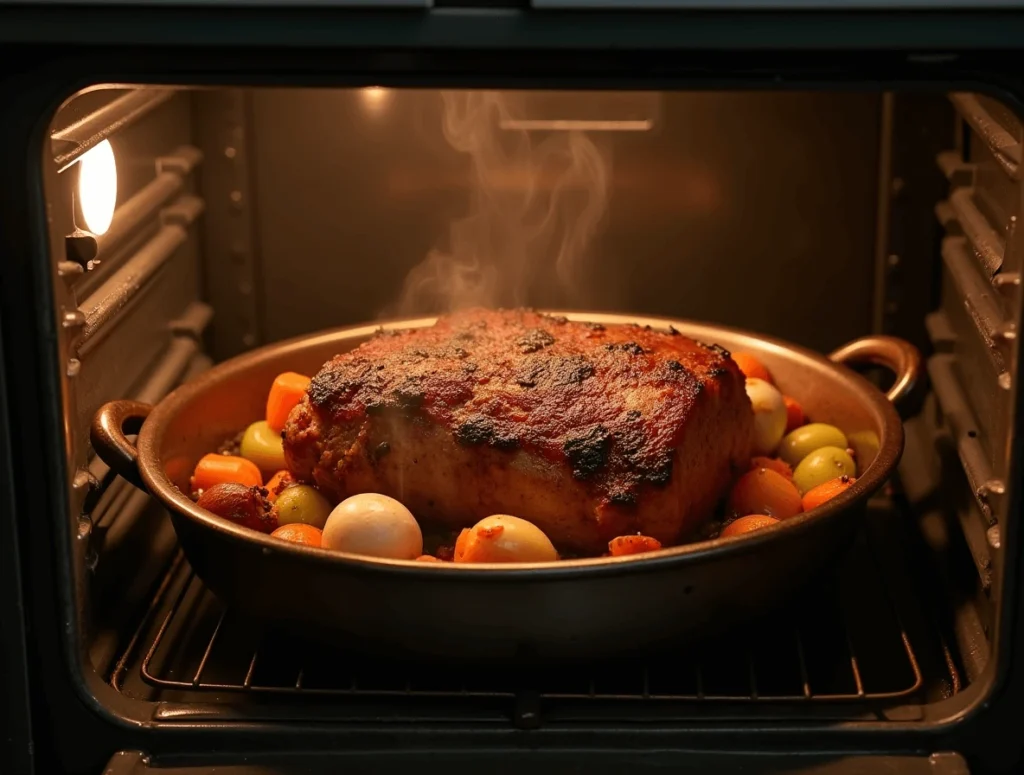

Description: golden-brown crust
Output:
[284,308,753,554]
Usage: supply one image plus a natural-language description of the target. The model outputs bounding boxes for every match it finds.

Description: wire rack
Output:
[111,520,951,711]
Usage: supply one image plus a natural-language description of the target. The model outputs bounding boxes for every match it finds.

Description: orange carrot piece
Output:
[732,352,773,383]
[783,395,806,434]
[608,534,663,557]
[191,453,263,492]
[721,514,780,538]
[266,372,312,432]
[801,475,856,511]
[265,469,297,502]
[749,456,794,480]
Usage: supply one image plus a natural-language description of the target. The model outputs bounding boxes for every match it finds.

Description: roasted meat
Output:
[283,308,753,555]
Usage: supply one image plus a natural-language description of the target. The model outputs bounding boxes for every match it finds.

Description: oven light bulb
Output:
[78,139,117,235]
[361,86,390,114]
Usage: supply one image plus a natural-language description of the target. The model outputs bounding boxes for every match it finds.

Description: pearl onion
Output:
[454,514,559,563]
[321,493,423,560]
[745,377,787,456]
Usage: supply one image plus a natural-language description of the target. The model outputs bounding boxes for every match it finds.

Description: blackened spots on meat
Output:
[564,425,612,480]
[410,349,429,359]
[543,314,568,325]
[667,360,683,372]
[626,410,642,421]
[309,371,359,410]
[708,366,728,379]
[516,362,543,388]
[703,342,731,358]
[492,435,520,451]
[455,415,518,450]
[452,347,469,359]
[613,424,647,462]
[517,356,594,389]
[585,322,605,332]
[644,456,674,486]
[609,490,638,507]
[392,385,425,410]
[553,355,594,385]
[668,325,680,336]
[371,441,391,462]
[517,328,556,353]
[605,341,646,356]
[462,362,478,374]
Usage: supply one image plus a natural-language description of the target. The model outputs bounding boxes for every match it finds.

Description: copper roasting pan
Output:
[92,312,920,661]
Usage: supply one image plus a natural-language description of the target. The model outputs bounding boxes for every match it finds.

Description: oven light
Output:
[78,139,117,235]
[361,86,390,114]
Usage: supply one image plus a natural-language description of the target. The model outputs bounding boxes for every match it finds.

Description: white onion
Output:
[321,493,422,560]
[745,377,787,456]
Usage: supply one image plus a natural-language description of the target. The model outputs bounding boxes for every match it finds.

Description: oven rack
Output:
[110,504,960,721]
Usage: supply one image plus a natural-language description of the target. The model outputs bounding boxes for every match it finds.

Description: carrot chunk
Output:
[266,372,312,432]
[191,453,263,492]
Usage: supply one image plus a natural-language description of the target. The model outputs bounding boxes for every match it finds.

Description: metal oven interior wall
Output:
[11,76,1024,774]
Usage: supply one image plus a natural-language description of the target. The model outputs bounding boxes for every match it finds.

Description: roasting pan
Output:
[92,312,920,661]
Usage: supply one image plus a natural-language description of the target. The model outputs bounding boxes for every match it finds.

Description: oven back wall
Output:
[205,89,882,358]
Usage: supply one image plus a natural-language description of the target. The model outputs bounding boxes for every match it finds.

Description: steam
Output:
[387,91,611,316]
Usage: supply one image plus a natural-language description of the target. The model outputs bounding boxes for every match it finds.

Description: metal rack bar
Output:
[132,565,929,704]
[52,89,178,171]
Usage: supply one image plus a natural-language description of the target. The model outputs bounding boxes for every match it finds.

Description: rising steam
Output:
[388,91,611,316]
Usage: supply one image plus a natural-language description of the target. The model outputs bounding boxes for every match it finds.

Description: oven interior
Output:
[38,85,1023,772]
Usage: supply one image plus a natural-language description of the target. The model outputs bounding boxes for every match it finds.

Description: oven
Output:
[2,2,1024,774]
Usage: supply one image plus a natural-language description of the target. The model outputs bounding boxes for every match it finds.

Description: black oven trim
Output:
[2,8,1024,775]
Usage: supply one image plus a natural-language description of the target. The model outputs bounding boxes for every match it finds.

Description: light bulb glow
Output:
[78,139,117,235]
[361,86,390,115]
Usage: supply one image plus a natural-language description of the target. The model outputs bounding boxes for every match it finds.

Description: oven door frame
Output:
[2,6,1024,775]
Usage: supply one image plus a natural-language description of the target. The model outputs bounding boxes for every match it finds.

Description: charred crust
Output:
[542,314,569,325]
[371,441,391,462]
[517,328,556,353]
[308,371,357,410]
[585,322,606,332]
[516,355,594,389]
[564,425,612,480]
[708,342,731,358]
[626,409,642,421]
[454,415,518,450]
[609,490,638,507]
[392,384,425,410]
[668,325,679,336]
[462,362,479,373]
[644,456,674,486]
[604,341,646,356]
[666,360,683,372]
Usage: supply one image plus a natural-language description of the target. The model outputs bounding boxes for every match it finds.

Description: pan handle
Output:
[828,335,922,406]
[91,400,153,491]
